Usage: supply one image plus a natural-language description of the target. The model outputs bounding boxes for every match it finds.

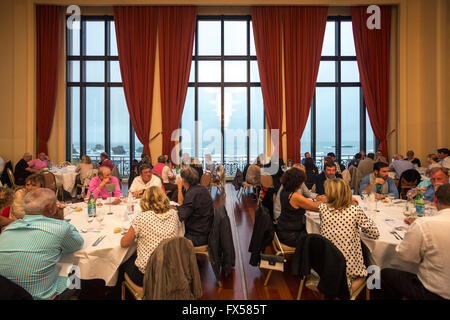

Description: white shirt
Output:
[440,156,450,169]
[129,175,162,193]
[396,208,450,299]
[161,165,174,183]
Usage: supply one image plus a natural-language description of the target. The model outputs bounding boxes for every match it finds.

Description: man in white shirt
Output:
[379,183,450,300]
[128,164,162,198]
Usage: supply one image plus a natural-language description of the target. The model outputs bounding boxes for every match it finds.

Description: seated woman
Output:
[204,154,217,178]
[75,155,94,186]
[10,173,45,220]
[276,168,320,247]
[120,186,179,286]
[319,178,380,294]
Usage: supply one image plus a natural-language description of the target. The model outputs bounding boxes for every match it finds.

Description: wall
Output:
[0,0,448,167]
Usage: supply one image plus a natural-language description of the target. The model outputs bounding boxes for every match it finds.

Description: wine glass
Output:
[386,193,395,206]
[95,210,105,230]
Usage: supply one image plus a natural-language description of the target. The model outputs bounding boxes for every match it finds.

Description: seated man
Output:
[0,188,84,300]
[437,148,450,169]
[360,162,399,199]
[313,162,343,195]
[128,163,162,198]
[152,155,177,201]
[87,166,122,203]
[378,183,450,300]
[14,153,39,186]
[176,167,213,247]
[97,152,114,171]
[389,154,415,179]
[28,152,49,170]
[410,167,449,202]
[406,150,421,167]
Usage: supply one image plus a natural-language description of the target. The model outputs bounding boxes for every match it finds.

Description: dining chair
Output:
[121,273,143,300]
[258,175,274,207]
[41,171,62,200]
[199,171,211,188]
[263,232,296,286]
[209,165,225,195]
[6,168,17,189]
[194,244,223,288]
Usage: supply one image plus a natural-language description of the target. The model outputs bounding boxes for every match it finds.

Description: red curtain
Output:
[352,6,391,159]
[251,7,283,155]
[113,6,158,156]
[158,7,197,158]
[36,5,62,155]
[282,7,328,163]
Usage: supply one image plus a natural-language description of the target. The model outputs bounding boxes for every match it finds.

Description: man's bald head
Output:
[98,166,111,178]
[23,188,57,216]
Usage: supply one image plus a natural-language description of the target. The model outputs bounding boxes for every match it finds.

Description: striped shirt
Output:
[0,215,84,300]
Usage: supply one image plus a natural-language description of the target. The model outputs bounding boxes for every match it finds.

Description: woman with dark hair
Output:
[276,168,319,247]
[304,157,318,190]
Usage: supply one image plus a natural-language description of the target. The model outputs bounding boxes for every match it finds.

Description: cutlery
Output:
[390,231,400,240]
[92,235,106,246]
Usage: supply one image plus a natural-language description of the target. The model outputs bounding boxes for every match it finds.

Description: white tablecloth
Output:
[58,199,184,286]
[51,166,79,197]
[58,200,138,286]
[306,197,419,274]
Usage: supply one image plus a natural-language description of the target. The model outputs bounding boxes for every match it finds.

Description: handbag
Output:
[259,254,285,272]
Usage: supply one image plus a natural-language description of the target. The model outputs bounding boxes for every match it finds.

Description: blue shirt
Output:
[0,215,84,300]
[359,174,399,199]
[389,160,416,179]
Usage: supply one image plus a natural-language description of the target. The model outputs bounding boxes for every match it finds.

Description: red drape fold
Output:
[352,6,391,159]
[282,6,328,163]
[36,5,62,155]
[251,7,283,156]
[113,6,158,156]
[158,6,197,159]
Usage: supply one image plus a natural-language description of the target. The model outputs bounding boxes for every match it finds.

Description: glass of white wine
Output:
[95,210,105,229]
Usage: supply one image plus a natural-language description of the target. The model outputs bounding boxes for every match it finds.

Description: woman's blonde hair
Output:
[324,178,353,211]
[81,155,92,164]
[140,186,171,214]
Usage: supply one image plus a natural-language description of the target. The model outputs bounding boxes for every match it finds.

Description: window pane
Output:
[110,21,118,56]
[224,21,247,56]
[85,61,104,82]
[250,87,265,162]
[86,87,105,157]
[224,87,247,173]
[366,110,375,153]
[250,61,260,83]
[110,88,129,175]
[198,87,222,163]
[341,87,360,158]
[341,21,356,56]
[250,22,256,56]
[198,21,221,56]
[321,21,335,56]
[181,87,195,159]
[68,61,80,82]
[301,111,311,159]
[134,132,143,160]
[70,87,80,161]
[317,61,335,82]
[110,61,121,82]
[68,23,80,55]
[224,61,247,82]
[198,61,221,82]
[86,21,105,56]
[341,61,360,82]
[316,87,335,158]
[188,61,195,83]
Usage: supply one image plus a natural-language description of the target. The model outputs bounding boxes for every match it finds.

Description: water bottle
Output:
[126,194,134,215]
[414,190,425,217]
[87,191,96,218]
[48,160,52,170]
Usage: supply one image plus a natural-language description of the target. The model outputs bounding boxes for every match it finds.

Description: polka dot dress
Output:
[318,203,380,289]
[131,208,179,273]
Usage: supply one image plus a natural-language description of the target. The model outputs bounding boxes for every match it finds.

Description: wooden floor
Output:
[78,183,351,300]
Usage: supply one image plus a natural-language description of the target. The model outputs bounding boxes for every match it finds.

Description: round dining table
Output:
[50,166,79,197]
[305,196,433,275]
[58,198,184,286]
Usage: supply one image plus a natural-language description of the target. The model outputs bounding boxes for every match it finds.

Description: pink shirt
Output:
[87,176,122,200]
[28,159,49,170]
[153,163,165,176]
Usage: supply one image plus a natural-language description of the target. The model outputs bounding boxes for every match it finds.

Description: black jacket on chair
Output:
[291,233,350,299]
[0,275,33,300]
[248,205,274,266]
[314,172,343,195]
[208,205,236,279]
